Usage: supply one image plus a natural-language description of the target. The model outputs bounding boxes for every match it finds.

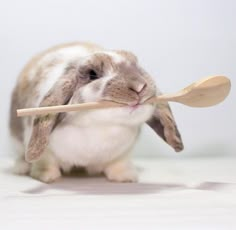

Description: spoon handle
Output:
[17,76,231,117]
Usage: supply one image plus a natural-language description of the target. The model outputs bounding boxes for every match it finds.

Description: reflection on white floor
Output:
[1,156,236,230]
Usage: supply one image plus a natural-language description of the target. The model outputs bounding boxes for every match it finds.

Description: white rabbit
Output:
[9,42,183,183]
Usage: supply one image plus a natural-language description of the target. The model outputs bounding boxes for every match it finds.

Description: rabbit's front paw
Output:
[30,166,61,183]
[105,159,138,183]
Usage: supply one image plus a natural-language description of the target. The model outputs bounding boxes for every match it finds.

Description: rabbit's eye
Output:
[88,69,98,80]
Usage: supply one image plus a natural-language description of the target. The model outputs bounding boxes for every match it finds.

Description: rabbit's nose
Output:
[128,81,146,94]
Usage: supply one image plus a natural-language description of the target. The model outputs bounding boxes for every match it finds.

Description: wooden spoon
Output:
[148,75,231,107]
[17,75,231,117]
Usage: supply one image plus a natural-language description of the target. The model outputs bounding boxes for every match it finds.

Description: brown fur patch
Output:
[78,53,114,78]
[102,61,156,105]
[26,114,56,162]
[25,67,79,162]
[9,87,23,141]
[147,102,184,152]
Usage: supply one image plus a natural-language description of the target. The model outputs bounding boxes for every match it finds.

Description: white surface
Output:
[0,0,235,157]
[1,156,236,230]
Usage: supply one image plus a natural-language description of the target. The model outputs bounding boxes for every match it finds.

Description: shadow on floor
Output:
[2,163,235,197]
[23,179,184,195]
[21,172,233,196]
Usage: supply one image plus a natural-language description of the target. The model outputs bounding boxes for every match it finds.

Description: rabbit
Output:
[9,41,183,183]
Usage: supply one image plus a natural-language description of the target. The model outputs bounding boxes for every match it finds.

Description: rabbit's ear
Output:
[146,102,184,152]
[25,67,79,162]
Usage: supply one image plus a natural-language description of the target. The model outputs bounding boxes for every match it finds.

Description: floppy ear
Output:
[146,102,184,152]
[25,67,79,162]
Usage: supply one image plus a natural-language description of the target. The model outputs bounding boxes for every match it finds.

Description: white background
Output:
[0,0,235,157]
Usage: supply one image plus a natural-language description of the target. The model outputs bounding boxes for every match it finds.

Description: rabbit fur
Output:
[9,42,183,183]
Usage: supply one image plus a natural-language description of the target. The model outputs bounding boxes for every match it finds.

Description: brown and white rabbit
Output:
[9,42,183,183]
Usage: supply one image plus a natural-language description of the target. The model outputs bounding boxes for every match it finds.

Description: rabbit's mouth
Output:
[128,104,140,114]
[101,94,155,108]
[127,95,155,107]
